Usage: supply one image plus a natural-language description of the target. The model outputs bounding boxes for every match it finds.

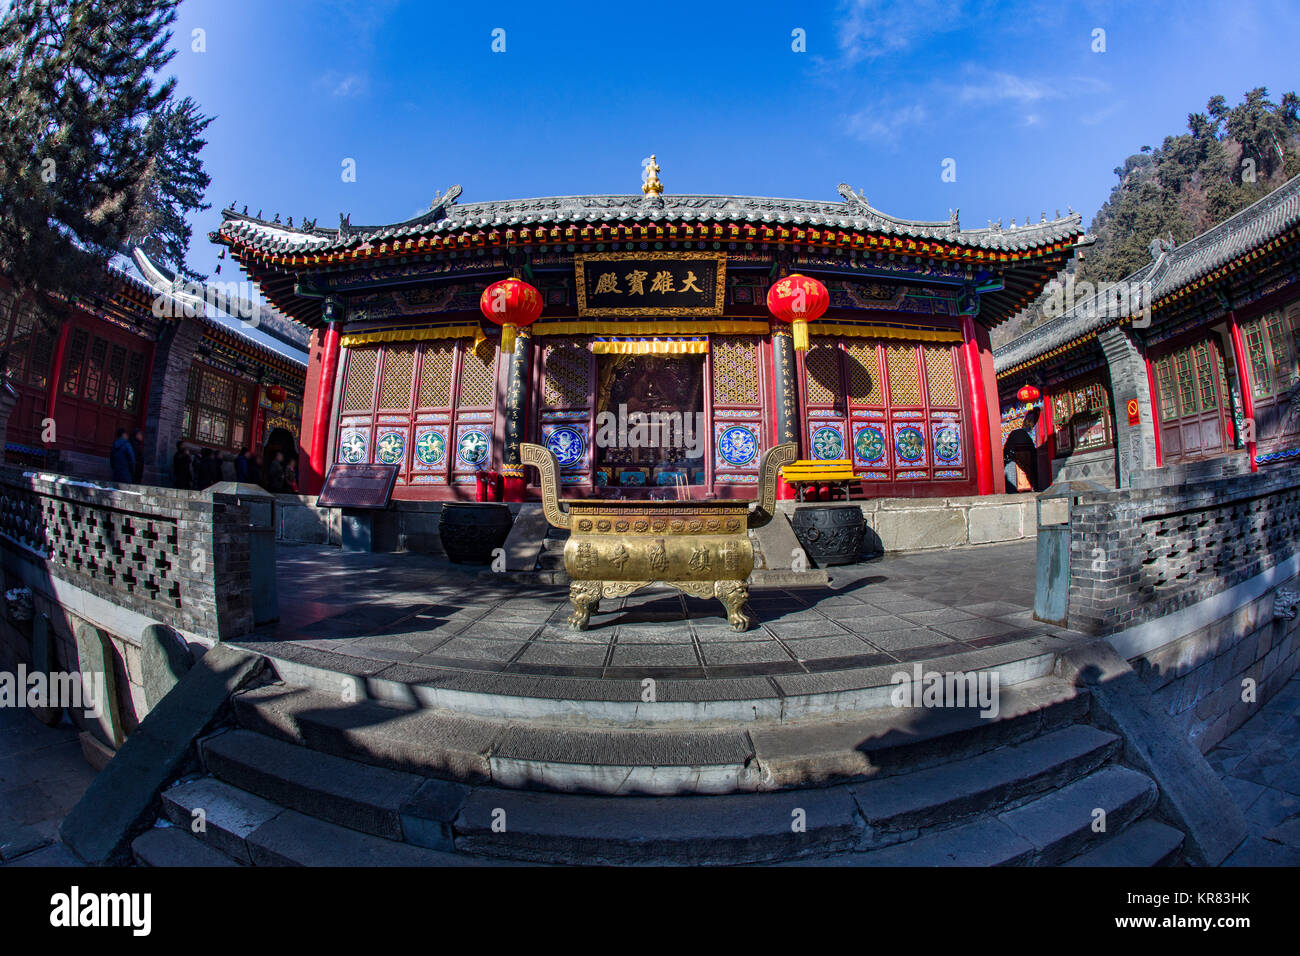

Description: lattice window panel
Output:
[28,331,54,389]
[200,370,232,411]
[63,329,88,395]
[342,347,379,412]
[1074,380,1107,414]
[104,344,126,408]
[804,338,841,405]
[1155,356,1176,421]
[923,345,957,407]
[458,340,496,408]
[417,342,454,408]
[886,344,921,406]
[711,336,760,405]
[541,340,590,407]
[845,340,883,406]
[1243,321,1271,398]
[83,336,108,402]
[1174,351,1197,413]
[1194,342,1217,410]
[379,345,416,410]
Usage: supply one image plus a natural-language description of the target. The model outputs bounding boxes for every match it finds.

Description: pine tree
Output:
[0,0,210,329]
[993,89,1300,349]
[126,96,214,281]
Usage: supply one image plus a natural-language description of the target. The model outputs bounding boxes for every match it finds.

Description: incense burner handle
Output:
[520,442,570,530]
[749,442,797,528]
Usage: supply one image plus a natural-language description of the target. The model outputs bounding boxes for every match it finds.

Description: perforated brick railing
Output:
[0,467,255,641]
[1065,465,1300,635]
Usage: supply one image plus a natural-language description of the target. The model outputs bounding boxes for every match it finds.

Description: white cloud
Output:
[315,72,369,98]
[844,103,929,144]
[834,0,971,64]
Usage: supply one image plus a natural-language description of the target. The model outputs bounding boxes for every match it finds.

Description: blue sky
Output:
[168,0,1300,279]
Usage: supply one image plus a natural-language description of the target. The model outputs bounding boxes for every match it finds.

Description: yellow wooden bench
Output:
[780,459,861,502]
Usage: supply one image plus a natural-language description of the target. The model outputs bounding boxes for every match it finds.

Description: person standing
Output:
[172,441,192,489]
[235,447,250,482]
[109,428,135,483]
[130,428,146,484]
[1002,408,1040,493]
[197,448,221,489]
[267,450,287,493]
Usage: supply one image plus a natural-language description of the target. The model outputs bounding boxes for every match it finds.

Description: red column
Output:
[961,315,996,494]
[305,321,341,494]
[1142,353,1163,468]
[46,320,71,423]
[1227,312,1258,473]
[1038,391,1054,486]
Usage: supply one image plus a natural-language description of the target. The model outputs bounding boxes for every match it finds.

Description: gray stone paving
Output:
[0,707,95,866]
[1208,671,1300,866]
[248,541,1058,683]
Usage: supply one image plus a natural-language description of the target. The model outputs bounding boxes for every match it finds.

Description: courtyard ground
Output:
[2,539,1297,865]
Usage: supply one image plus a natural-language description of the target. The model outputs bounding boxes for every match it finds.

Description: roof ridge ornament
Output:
[1148,231,1176,261]
[642,155,664,196]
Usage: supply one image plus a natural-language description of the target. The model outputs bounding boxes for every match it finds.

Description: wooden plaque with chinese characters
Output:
[317,463,399,509]
[575,251,726,317]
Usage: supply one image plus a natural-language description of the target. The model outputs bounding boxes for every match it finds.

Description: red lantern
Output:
[266,384,287,406]
[479,278,543,353]
[1017,384,1040,404]
[766,273,829,351]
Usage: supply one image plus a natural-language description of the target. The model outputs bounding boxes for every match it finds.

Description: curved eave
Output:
[995,222,1300,378]
[196,313,308,376]
[213,221,1082,331]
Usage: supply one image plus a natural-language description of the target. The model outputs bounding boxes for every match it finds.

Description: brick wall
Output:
[0,466,255,641]
[1064,465,1300,635]
[1055,464,1300,751]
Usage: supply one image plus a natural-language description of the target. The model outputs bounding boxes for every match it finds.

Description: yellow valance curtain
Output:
[534,320,769,336]
[339,325,478,348]
[590,338,709,355]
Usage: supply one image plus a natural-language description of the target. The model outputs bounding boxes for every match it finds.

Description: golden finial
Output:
[641,154,663,195]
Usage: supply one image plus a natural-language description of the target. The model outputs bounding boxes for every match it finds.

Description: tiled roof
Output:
[995,174,1300,374]
[216,182,1084,257]
[127,249,308,368]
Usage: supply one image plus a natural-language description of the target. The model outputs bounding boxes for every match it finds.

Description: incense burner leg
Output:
[567,580,604,630]
[714,580,754,631]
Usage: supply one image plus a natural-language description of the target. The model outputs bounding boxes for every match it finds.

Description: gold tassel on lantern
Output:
[500,323,518,354]
[473,324,487,349]
[793,319,809,352]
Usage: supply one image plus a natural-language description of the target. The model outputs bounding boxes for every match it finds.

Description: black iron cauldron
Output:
[790,505,866,567]
[438,502,513,564]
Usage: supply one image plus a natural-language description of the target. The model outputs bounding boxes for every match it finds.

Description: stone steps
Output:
[158,775,484,866]
[230,675,1090,794]
[256,631,1070,723]
[130,826,241,867]
[180,705,1169,865]
[1064,817,1185,867]
[798,765,1160,866]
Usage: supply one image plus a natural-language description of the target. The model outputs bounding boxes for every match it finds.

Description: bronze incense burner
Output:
[520,441,796,630]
